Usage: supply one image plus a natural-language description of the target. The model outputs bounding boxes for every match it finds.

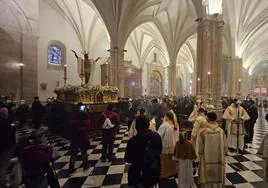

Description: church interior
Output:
[0,0,268,187]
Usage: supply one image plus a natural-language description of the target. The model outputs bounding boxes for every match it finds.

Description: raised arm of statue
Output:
[71,50,79,59]
[95,57,102,62]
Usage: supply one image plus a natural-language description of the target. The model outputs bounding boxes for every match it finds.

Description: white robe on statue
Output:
[222,104,250,150]
[198,123,228,188]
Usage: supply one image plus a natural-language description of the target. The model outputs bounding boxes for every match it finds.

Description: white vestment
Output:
[191,114,208,155]
[198,123,228,187]
[129,118,156,139]
[188,105,198,122]
[177,159,195,188]
[222,104,250,150]
[169,109,179,127]
[158,122,180,154]
[128,119,137,139]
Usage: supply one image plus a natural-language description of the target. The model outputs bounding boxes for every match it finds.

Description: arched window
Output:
[48,45,62,65]
[47,40,66,69]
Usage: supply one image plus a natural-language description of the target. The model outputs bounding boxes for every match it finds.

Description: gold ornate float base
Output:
[55,85,119,104]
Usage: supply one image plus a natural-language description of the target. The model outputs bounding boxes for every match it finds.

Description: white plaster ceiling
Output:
[223,0,268,73]
[47,0,109,55]
[125,22,169,68]
[3,0,268,76]
[0,0,36,34]
[177,35,197,74]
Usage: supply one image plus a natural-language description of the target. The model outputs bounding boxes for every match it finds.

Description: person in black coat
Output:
[125,115,162,187]
[0,106,16,187]
[16,100,30,128]
[245,100,258,143]
[32,97,45,129]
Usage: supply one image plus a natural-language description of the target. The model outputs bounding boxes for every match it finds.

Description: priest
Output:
[223,99,250,153]
[198,112,228,188]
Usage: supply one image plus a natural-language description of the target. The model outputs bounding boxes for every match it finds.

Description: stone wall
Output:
[0,28,38,101]
[0,0,38,102]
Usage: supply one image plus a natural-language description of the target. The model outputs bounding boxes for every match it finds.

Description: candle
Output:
[238,79,242,93]
[64,64,67,78]
[208,71,211,93]
[197,78,201,94]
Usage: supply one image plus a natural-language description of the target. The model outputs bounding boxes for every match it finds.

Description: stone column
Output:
[227,57,243,98]
[242,68,250,96]
[21,33,38,101]
[213,19,224,110]
[109,46,125,97]
[168,63,176,96]
[196,15,224,115]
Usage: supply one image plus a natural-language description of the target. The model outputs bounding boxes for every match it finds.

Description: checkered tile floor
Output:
[16,109,268,187]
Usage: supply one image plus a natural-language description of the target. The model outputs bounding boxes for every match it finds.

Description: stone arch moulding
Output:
[47,40,66,70]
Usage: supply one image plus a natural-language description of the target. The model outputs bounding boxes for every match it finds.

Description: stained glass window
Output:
[48,45,62,65]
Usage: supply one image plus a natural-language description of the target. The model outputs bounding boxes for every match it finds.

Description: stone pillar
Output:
[109,46,125,97]
[242,68,250,96]
[213,18,224,110]
[196,15,224,115]
[227,57,243,98]
[22,33,38,101]
[168,63,176,96]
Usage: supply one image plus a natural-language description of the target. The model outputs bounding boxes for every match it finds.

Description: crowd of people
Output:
[0,95,268,188]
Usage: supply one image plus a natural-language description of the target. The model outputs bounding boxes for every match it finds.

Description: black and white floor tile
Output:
[16,109,268,187]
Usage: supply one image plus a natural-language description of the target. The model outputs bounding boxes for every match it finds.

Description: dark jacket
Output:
[68,112,91,146]
[0,117,15,152]
[32,100,45,122]
[20,144,53,179]
[16,104,29,121]
[246,105,258,122]
[125,130,162,186]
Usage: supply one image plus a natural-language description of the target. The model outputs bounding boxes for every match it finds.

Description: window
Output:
[47,40,66,69]
[48,45,62,65]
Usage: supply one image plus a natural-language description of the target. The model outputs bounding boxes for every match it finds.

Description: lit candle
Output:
[208,71,211,93]
[238,79,242,93]
[197,78,201,94]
